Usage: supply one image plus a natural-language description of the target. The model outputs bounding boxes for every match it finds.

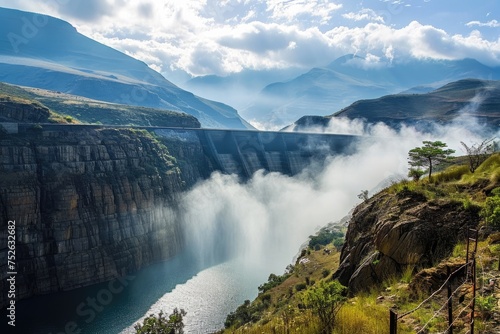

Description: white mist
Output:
[125,117,494,333]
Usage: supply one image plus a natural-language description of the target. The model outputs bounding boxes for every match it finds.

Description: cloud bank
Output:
[1,0,499,78]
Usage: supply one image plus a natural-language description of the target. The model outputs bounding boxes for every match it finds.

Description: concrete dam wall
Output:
[0,124,360,305]
[154,127,359,178]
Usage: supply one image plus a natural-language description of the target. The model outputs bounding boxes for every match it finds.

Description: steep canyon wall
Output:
[0,125,359,306]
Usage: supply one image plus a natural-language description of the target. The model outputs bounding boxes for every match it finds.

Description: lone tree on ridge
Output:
[408,141,455,180]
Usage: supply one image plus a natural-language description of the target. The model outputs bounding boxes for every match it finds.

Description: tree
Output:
[408,141,455,180]
[408,168,425,182]
[461,138,495,173]
[134,308,186,334]
[357,190,369,202]
[302,280,346,334]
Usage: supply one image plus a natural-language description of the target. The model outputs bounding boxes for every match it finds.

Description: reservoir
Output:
[11,250,284,334]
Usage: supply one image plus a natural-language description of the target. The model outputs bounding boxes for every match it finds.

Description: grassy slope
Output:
[0,82,200,127]
[332,79,500,126]
[0,82,78,124]
[219,154,500,334]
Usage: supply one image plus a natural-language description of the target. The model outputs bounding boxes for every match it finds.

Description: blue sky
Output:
[0,0,499,80]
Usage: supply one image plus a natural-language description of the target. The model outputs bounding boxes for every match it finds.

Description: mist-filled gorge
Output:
[2,3,500,333]
[3,116,498,334]
[122,118,495,333]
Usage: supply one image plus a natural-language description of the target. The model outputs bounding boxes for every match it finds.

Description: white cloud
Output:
[1,1,500,77]
[103,17,500,76]
[265,0,342,25]
[325,21,500,67]
[342,8,385,23]
[466,19,500,28]
[55,0,117,22]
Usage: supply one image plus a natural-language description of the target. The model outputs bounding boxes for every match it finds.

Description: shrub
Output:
[225,299,266,329]
[295,283,307,291]
[322,269,331,278]
[481,195,500,228]
[258,273,290,294]
[408,168,425,182]
[302,280,346,334]
[309,229,344,248]
[476,295,496,316]
[333,237,345,250]
[225,300,251,328]
[260,294,271,305]
[299,249,307,258]
[134,308,186,334]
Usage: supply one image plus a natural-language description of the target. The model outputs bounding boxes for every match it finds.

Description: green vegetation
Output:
[0,83,85,124]
[407,167,425,182]
[39,97,199,127]
[219,150,500,334]
[134,308,186,334]
[258,273,292,294]
[408,140,455,180]
[481,187,500,228]
[302,280,346,334]
[0,81,199,127]
[308,228,344,250]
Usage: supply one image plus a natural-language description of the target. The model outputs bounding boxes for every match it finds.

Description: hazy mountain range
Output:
[288,78,500,132]
[1,7,500,132]
[232,55,500,129]
[0,7,252,129]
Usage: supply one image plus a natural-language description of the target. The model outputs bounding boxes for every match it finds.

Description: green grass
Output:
[0,81,199,127]
[218,154,500,334]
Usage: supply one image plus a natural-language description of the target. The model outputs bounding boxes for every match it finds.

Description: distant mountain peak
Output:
[243,54,500,129]
[0,7,252,129]
[326,54,364,68]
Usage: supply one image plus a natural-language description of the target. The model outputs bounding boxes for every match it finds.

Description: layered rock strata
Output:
[0,128,193,306]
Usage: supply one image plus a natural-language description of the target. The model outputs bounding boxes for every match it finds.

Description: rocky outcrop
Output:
[334,188,481,293]
[0,127,206,306]
[0,98,50,123]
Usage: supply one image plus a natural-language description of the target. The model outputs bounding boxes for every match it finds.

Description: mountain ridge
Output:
[289,78,500,131]
[243,55,500,129]
[0,7,252,129]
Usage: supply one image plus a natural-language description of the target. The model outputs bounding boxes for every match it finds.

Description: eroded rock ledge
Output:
[334,189,481,293]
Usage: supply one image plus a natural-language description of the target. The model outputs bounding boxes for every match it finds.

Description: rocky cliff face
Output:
[0,98,50,123]
[0,127,208,306]
[0,124,359,306]
[334,188,481,293]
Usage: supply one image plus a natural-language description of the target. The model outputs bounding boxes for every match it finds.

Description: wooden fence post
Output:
[447,266,453,334]
[470,255,476,334]
[390,309,398,334]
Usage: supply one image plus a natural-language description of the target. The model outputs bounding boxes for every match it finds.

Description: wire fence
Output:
[388,228,497,334]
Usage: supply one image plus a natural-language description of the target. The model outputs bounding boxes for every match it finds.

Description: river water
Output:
[11,250,271,334]
[10,162,365,333]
